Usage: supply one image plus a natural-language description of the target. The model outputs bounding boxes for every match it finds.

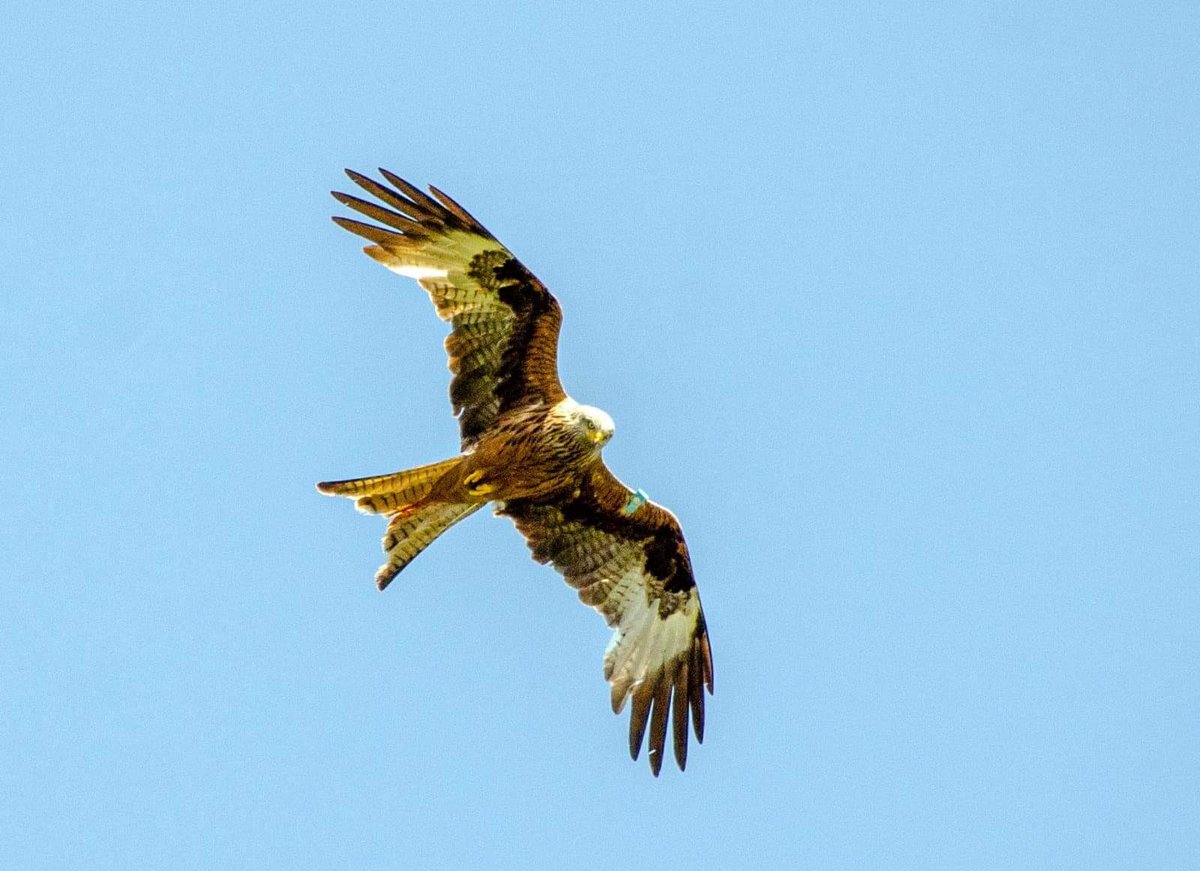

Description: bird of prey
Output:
[317,169,713,775]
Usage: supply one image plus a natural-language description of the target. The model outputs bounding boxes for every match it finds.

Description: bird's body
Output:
[318,170,712,775]
[450,398,614,502]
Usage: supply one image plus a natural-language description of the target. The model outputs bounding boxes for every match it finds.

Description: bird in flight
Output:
[317,169,713,774]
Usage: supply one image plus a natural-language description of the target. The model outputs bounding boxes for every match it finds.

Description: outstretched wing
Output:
[499,464,713,775]
[332,169,565,449]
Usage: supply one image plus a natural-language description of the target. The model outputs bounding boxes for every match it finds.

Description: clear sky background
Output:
[2,2,1197,868]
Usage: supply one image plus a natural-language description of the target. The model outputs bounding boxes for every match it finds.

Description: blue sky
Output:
[2,2,1197,868]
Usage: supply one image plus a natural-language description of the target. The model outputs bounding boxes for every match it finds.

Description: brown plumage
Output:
[317,170,713,775]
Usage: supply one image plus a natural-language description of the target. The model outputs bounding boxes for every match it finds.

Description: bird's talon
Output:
[464,470,495,496]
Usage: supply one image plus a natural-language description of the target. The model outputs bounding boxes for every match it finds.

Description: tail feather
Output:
[316,457,460,502]
[318,456,481,587]
[355,491,416,515]
[375,502,482,589]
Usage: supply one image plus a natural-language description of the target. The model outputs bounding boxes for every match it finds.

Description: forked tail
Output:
[373,501,481,589]
[317,457,482,589]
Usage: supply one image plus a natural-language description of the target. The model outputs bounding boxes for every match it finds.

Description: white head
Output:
[572,402,615,448]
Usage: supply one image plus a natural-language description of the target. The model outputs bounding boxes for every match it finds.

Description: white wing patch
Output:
[603,573,702,714]
[387,265,448,280]
[367,228,493,279]
[364,228,515,323]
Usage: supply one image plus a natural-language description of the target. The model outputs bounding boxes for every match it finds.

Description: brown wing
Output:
[332,169,565,449]
[498,463,713,775]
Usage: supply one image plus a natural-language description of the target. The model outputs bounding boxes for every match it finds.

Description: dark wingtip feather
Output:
[697,612,715,694]
[340,168,435,222]
[649,748,664,777]
[672,660,690,770]
[628,684,652,761]
[331,215,401,246]
[428,184,493,237]
[346,168,395,199]
[333,190,424,233]
[648,678,670,775]
[378,168,443,214]
[691,643,707,743]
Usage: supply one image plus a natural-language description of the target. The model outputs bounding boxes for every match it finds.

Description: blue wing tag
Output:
[621,488,649,516]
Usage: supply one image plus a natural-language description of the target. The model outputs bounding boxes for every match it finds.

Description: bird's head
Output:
[574,403,615,449]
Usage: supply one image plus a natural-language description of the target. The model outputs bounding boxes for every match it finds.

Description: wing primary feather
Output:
[344,168,433,221]
[331,215,402,245]
[429,184,491,235]
[690,643,707,743]
[672,657,690,770]
[610,674,633,714]
[648,673,672,777]
[700,627,714,693]
[628,681,653,761]
[331,191,424,233]
[378,169,444,216]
